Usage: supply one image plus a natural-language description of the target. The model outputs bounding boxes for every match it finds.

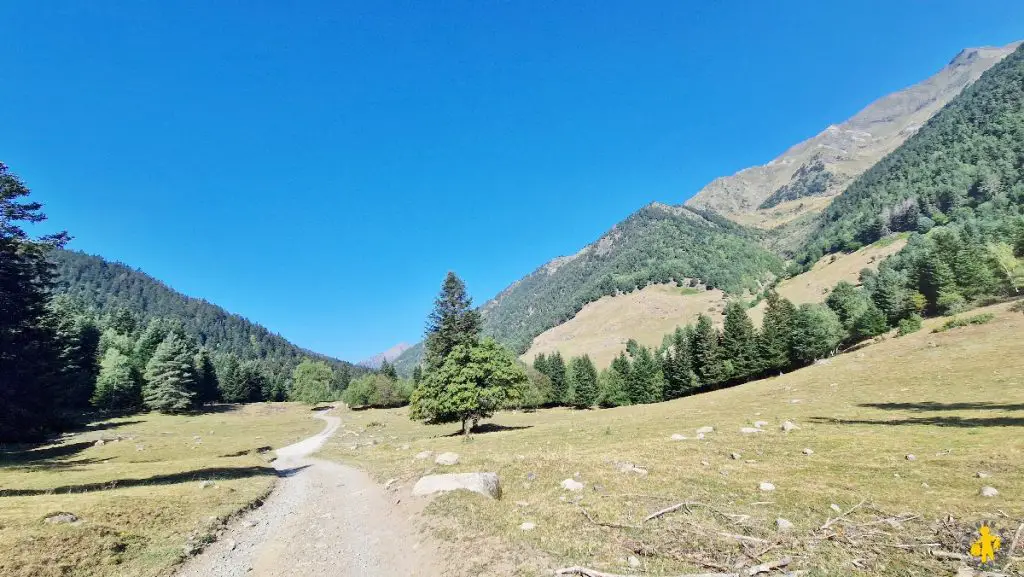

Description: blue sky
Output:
[3,2,1022,362]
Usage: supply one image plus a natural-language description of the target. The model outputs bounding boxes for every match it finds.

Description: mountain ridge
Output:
[359,342,412,369]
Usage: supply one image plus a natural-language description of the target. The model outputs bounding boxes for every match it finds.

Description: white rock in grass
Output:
[414,450,433,460]
[627,556,641,568]
[980,486,999,498]
[776,518,795,533]
[753,421,769,429]
[802,448,814,455]
[730,452,741,460]
[976,471,991,479]
[520,522,536,531]
[43,512,78,524]
[781,421,800,433]
[617,462,648,476]
[561,479,584,492]
[830,504,841,513]
[740,427,762,434]
[759,482,776,492]
[435,452,460,466]
[412,472,501,499]
[670,433,687,441]
[199,480,215,489]
[695,426,714,434]
[905,454,917,461]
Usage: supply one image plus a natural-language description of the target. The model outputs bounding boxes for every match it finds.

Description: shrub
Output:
[896,314,923,336]
[342,374,412,408]
[932,313,995,333]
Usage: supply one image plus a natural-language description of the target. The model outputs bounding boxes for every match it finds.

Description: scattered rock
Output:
[759,482,776,492]
[740,427,762,434]
[414,450,433,460]
[921,483,930,489]
[616,462,648,476]
[670,433,688,441]
[242,519,258,528]
[526,472,537,481]
[700,459,709,467]
[93,439,105,447]
[730,452,741,460]
[434,452,460,465]
[199,480,215,489]
[383,478,398,490]
[905,454,917,461]
[976,471,991,479]
[696,432,705,440]
[781,421,800,433]
[43,512,78,524]
[980,486,999,498]
[561,479,584,492]
[515,500,529,507]
[520,522,536,531]
[627,556,641,568]
[753,421,769,428]
[789,399,802,404]
[695,426,714,434]
[745,459,757,464]
[135,444,145,451]
[776,518,794,533]
[802,448,814,455]
[411,472,501,499]
[399,444,410,450]
[224,538,236,551]
[830,504,841,513]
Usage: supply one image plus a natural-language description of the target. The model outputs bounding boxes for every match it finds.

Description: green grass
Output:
[870,232,911,249]
[677,286,702,296]
[320,302,1024,576]
[932,312,996,333]
[0,403,322,577]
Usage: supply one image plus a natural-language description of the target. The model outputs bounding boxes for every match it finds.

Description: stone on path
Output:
[561,479,584,492]
[43,512,78,524]
[94,439,105,447]
[411,472,501,499]
[695,426,714,434]
[414,450,432,460]
[776,518,794,533]
[740,427,762,434]
[781,421,800,433]
[980,486,999,498]
[759,482,776,492]
[435,452,460,465]
[520,522,536,531]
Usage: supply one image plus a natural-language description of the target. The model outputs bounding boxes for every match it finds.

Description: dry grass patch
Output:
[0,403,322,577]
[322,302,1024,576]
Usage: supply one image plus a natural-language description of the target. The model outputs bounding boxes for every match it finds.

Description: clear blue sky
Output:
[3,2,1022,362]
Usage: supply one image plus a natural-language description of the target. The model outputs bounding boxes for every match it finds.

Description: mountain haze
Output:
[359,343,412,369]
[686,42,1020,229]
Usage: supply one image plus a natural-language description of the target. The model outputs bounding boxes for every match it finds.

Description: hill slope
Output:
[50,250,363,382]
[686,42,1019,230]
[359,343,412,369]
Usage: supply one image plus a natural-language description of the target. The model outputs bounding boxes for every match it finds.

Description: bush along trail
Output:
[174,409,439,577]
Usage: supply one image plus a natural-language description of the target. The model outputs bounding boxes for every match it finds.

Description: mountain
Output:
[359,342,412,369]
[50,249,366,384]
[686,42,1020,233]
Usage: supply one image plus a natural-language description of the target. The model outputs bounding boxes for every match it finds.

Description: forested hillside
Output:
[50,250,363,384]
[800,43,1024,264]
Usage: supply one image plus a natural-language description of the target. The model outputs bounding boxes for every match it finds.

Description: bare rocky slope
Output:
[359,342,412,369]
[686,42,1020,228]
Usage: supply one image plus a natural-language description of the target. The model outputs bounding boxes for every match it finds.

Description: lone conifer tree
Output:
[720,301,758,382]
[567,354,598,409]
[143,333,198,413]
[92,348,142,410]
[423,272,481,370]
[546,351,568,405]
[691,314,724,387]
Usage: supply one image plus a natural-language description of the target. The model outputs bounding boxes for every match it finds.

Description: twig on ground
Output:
[554,557,800,577]
[819,498,866,530]
[929,549,969,561]
[1004,522,1024,571]
[718,532,770,545]
[578,507,641,530]
[644,501,699,522]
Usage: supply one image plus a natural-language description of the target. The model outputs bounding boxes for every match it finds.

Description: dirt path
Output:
[175,411,438,577]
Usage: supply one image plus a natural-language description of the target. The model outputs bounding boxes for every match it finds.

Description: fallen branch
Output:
[1005,522,1024,571]
[578,507,641,530]
[929,549,969,561]
[644,501,698,522]
[718,532,770,545]
[819,499,866,530]
[554,557,797,577]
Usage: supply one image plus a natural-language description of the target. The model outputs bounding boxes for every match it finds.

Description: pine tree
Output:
[532,353,549,377]
[789,304,844,366]
[757,292,795,374]
[597,366,630,408]
[134,319,171,368]
[92,348,142,410]
[236,360,269,403]
[547,351,568,405]
[691,314,723,387]
[412,365,423,385]
[46,297,101,408]
[662,326,694,399]
[567,355,599,409]
[720,301,758,382]
[825,281,868,330]
[626,343,663,404]
[217,355,244,402]
[851,303,889,341]
[916,250,958,314]
[380,359,398,381]
[142,333,198,413]
[871,268,910,323]
[423,272,481,370]
[193,347,221,404]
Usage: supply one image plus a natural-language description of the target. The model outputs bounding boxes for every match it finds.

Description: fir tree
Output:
[662,326,694,399]
[192,348,221,404]
[423,272,481,370]
[789,304,844,366]
[626,342,663,404]
[567,355,599,409]
[142,333,198,413]
[412,365,423,385]
[597,366,630,408]
[379,359,398,381]
[851,303,889,341]
[720,301,758,381]
[757,292,795,374]
[691,314,724,387]
[825,281,868,330]
[546,351,568,405]
[917,249,957,314]
[92,348,142,410]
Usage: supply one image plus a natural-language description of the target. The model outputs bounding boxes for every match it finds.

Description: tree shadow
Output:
[0,464,307,497]
[73,419,147,433]
[0,441,97,467]
[809,416,1024,428]
[189,404,242,415]
[443,423,533,437]
[858,402,1024,412]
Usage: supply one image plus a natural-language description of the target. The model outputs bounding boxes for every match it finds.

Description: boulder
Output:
[776,518,794,533]
[628,556,641,568]
[561,479,584,492]
[830,504,841,513]
[695,426,714,434]
[802,448,814,455]
[781,421,800,433]
[435,452,460,466]
[759,482,776,492]
[980,486,999,498]
[411,472,501,499]
[905,454,917,461]
[43,512,78,524]
[93,439,105,447]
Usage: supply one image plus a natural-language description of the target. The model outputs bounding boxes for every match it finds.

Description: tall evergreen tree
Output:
[411,365,423,385]
[92,348,142,410]
[789,304,844,366]
[870,268,911,324]
[546,351,568,405]
[625,342,663,404]
[916,249,957,315]
[720,301,758,381]
[662,326,694,399]
[0,162,69,441]
[423,272,481,370]
[193,347,221,404]
[142,333,198,413]
[691,314,724,387]
[825,281,869,331]
[379,359,398,381]
[46,296,101,408]
[757,292,795,374]
[567,355,599,409]
[532,353,549,378]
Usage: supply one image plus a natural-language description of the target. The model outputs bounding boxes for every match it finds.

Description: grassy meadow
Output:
[321,301,1024,576]
[0,403,322,577]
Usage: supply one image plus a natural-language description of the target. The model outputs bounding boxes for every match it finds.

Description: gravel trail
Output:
[175,411,437,577]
